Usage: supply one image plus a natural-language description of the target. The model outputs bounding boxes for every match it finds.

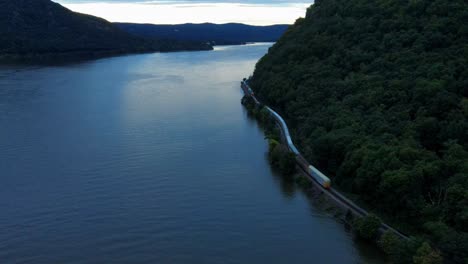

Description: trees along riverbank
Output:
[241,94,445,264]
[249,0,467,262]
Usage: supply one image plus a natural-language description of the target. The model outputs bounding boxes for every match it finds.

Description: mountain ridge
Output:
[115,22,289,45]
[0,0,212,60]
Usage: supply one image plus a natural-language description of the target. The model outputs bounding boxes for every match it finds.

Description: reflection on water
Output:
[0,44,384,264]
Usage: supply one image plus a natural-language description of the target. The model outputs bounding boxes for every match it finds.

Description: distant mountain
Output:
[0,0,211,60]
[115,23,289,45]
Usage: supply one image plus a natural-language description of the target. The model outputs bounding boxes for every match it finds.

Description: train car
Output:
[308,165,331,189]
[295,154,310,171]
[285,135,300,155]
[241,82,248,94]
[265,107,300,155]
[262,98,332,189]
[241,81,255,96]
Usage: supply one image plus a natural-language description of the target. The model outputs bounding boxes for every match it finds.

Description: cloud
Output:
[54,1,310,25]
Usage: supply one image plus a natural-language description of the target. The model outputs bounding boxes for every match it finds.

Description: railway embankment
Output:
[239,80,432,262]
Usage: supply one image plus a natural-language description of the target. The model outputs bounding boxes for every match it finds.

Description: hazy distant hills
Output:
[0,0,288,61]
[115,23,289,45]
[0,0,211,60]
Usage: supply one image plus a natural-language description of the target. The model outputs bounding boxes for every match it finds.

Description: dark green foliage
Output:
[423,222,468,263]
[257,107,275,128]
[378,231,401,257]
[295,176,312,189]
[241,95,257,112]
[393,237,426,264]
[353,214,381,240]
[280,152,297,175]
[242,97,277,134]
[242,97,296,176]
[268,138,280,152]
[0,0,211,59]
[377,232,437,264]
[250,0,467,261]
[413,242,443,264]
[269,144,297,175]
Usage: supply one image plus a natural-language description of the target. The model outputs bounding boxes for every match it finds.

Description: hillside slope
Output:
[115,23,288,45]
[0,0,211,58]
[250,0,467,262]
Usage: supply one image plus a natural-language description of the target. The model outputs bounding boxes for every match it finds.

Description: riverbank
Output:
[240,80,446,264]
[0,44,214,65]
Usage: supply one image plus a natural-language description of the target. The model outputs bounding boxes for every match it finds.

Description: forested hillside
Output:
[0,0,211,59]
[250,0,467,262]
[115,23,288,45]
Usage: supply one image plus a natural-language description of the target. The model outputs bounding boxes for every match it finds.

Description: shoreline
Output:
[0,46,214,65]
[0,42,274,65]
[240,80,409,239]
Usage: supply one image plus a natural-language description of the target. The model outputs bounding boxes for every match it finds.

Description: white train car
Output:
[265,107,300,155]
[308,165,331,189]
[242,79,332,189]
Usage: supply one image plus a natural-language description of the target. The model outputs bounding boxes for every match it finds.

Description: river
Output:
[0,44,384,264]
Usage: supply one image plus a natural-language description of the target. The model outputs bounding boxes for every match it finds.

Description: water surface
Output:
[0,44,384,264]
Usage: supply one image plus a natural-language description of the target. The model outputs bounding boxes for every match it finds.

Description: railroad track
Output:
[241,80,408,240]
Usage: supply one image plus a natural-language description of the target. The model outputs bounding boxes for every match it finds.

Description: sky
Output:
[54,0,312,25]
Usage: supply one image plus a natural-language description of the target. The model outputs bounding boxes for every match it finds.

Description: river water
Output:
[0,44,384,264]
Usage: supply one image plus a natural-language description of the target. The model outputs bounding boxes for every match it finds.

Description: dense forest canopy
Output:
[0,0,211,58]
[250,0,467,262]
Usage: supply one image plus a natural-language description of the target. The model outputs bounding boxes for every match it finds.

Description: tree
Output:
[353,214,381,240]
[279,152,297,175]
[413,242,443,264]
[378,231,401,256]
[249,0,468,261]
[269,144,297,175]
[249,0,468,263]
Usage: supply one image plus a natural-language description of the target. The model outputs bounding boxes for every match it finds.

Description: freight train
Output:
[240,81,411,239]
[242,80,332,189]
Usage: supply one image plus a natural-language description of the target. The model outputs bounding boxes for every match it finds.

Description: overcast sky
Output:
[54,0,312,25]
